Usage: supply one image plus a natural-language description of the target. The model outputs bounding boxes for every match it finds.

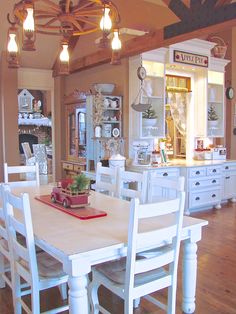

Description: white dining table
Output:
[7,184,207,314]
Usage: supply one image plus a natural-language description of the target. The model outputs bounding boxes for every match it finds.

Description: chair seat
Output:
[20,251,67,279]
[94,256,167,286]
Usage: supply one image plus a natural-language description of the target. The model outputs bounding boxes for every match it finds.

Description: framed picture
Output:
[103,124,112,137]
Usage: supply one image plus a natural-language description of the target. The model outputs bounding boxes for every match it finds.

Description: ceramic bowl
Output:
[93,83,115,94]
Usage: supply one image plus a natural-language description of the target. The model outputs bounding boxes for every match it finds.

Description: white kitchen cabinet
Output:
[222,162,236,201]
[207,71,224,138]
[181,164,222,213]
[140,61,165,139]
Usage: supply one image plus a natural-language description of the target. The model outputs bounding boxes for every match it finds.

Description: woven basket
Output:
[210,36,227,59]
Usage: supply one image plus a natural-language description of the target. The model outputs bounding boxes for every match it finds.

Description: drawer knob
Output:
[163,172,168,177]
[213,169,216,173]
[212,194,216,198]
[195,182,200,186]
[225,166,229,170]
[212,180,216,184]
[196,171,200,175]
[195,197,200,201]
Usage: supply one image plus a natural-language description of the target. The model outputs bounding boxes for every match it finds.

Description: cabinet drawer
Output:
[189,167,206,177]
[189,177,221,190]
[153,169,179,177]
[189,189,221,208]
[74,165,84,172]
[206,166,221,176]
[62,163,73,171]
[223,164,236,172]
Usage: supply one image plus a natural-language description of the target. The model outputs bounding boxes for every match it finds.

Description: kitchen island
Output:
[127,159,236,214]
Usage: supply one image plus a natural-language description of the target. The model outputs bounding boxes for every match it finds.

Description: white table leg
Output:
[0,252,6,288]
[68,275,89,314]
[182,241,198,313]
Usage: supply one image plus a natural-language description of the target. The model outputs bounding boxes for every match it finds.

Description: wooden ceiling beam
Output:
[69,18,236,74]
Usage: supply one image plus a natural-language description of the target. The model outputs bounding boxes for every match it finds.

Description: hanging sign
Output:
[174,50,209,68]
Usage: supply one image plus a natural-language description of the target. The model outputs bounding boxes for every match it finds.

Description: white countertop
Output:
[127,159,236,171]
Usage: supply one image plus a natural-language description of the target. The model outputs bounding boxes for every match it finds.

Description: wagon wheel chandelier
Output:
[7,0,122,74]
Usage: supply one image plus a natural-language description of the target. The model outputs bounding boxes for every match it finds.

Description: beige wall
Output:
[0,52,19,181]
[65,58,130,155]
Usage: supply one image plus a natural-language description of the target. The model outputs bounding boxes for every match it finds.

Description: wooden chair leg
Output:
[88,281,100,314]
[0,253,6,288]
[13,274,22,314]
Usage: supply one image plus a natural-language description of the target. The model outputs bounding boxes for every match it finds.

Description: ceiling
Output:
[1,0,235,71]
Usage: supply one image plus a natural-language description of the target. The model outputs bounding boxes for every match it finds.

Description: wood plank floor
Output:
[0,201,236,313]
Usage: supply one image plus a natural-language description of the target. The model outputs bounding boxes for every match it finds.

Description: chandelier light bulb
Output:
[100,7,112,31]
[8,34,18,53]
[23,8,35,32]
[111,30,121,50]
[60,44,69,62]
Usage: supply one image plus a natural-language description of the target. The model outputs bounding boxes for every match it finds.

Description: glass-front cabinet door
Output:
[141,60,165,138]
[76,109,86,158]
[66,104,86,161]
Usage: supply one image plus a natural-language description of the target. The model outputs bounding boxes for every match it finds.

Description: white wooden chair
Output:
[0,184,12,289]
[117,169,148,203]
[4,163,40,187]
[32,144,48,175]
[2,184,69,314]
[21,142,36,166]
[95,162,118,197]
[147,174,185,203]
[89,192,185,314]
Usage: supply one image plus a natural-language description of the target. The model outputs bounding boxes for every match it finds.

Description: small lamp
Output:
[7,25,20,68]
[59,39,70,75]
[111,29,121,65]
[22,6,36,51]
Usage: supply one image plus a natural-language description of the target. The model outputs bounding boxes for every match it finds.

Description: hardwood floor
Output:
[0,202,236,313]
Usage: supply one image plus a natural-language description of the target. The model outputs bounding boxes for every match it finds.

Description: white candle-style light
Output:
[8,33,18,53]
[23,8,35,32]
[100,7,112,32]
[60,44,69,62]
[111,30,121,50]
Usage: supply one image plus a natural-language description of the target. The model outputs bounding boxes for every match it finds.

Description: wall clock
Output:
[137,66,147,81]
[226,87,234,100]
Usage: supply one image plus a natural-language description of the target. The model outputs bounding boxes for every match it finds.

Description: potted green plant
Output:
[142,106,157,127]
[69,173,90,194]
[208,105,219,128]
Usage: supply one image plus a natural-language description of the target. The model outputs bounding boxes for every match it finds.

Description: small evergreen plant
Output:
[69,173,90,193]
[208,105,218,121]
[142,106,157,119]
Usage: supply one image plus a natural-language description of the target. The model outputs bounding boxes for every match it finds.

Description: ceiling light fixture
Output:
[7,0,122,75]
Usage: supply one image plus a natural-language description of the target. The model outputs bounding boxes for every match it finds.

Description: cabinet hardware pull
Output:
[226,176,230,179]
[163,173,168,176]
[212,180,216,183]
[196,171,200,175]
[195,197,200,201]
[225,166,229,170]
[195,182,200,186]
[213,169,216,173]
[212,194,216,198]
